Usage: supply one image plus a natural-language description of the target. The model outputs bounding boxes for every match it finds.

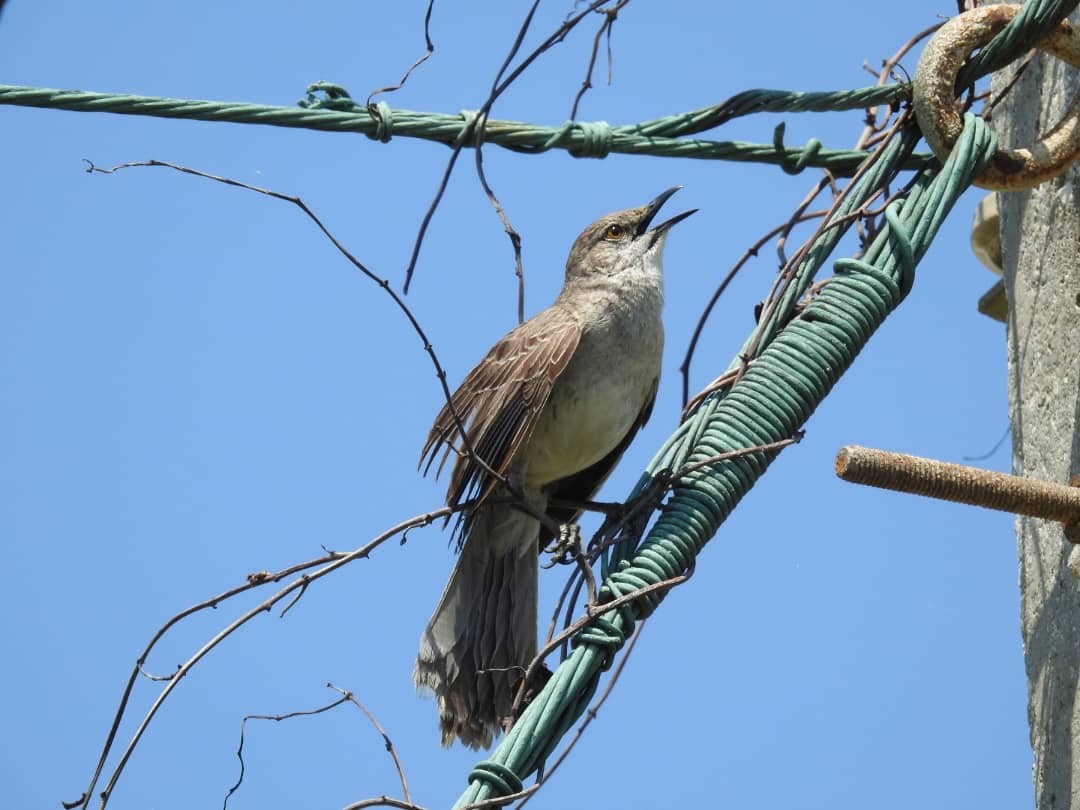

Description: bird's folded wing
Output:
[420,305,582,508]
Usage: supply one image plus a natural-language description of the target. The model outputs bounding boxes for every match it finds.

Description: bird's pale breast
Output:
[522,279,663,486]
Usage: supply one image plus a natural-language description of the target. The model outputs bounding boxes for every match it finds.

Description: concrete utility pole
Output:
[992,22,1080,808]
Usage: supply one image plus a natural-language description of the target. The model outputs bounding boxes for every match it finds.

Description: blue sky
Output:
[2,2,1028,808]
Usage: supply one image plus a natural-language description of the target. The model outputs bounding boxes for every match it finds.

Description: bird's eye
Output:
[603,223,626,241]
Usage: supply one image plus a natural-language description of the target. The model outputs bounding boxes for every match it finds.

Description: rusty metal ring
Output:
[914,4,1080,191]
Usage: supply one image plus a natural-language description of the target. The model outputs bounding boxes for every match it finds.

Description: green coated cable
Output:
[634,128,921,496]
[744,127,921,368]
[959,0,1079,88]
[0,83,931,174]
[572,84,909,138]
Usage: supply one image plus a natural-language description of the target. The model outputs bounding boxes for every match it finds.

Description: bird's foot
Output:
[542,522,583,567]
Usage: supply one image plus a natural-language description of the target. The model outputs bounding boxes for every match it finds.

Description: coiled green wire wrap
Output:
[457,113,997,807]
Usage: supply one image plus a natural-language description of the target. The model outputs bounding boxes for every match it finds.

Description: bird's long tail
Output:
[413,499,539,749]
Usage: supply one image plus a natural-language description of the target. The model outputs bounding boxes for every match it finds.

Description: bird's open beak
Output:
[636,186,697,240]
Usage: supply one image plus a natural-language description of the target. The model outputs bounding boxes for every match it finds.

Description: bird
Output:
[414,187,695,748]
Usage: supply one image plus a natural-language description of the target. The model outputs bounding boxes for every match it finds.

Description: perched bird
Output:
[415,188,695,748]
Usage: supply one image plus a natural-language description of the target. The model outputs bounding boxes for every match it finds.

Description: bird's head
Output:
[564,186,696,281]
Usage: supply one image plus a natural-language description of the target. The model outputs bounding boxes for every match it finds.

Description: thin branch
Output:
[328,684,413,806]
[84,157,510,501]
[568,0,631,120]
[475,0,633,325]
[366,0,437,106]
[961,423,1012,462]
[743,111,910,372]
[401,0,622,295]
[69,506,452,810]
[682,366,743,422]
[73,546,365,810]
[458,784,541,810]
[342,798,429,810]
[680,26,929,406]
[678,209,826,407]
[473,141,527,324]
[854,22,944,150]
[224,696,352,809]
[676,434,804,479]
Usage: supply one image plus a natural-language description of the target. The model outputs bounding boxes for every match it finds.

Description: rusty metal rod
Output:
[835,445,1080,524]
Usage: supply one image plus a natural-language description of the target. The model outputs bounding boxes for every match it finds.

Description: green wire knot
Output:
[454,109,484,148]
[468,761,524,798]
[539,119,615,158]
[571,615,627,671]
[298,81,360,111]
[774,122,823,175]
[367,101,394,143]
[833,199,915,298]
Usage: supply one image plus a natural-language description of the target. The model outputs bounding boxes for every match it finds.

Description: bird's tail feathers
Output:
[413,500,539,749]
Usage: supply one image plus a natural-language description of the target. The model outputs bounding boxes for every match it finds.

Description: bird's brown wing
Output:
[540,376,658,545]
[421,305,582,510]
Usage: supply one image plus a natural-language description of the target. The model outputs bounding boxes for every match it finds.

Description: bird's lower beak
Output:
[636,185,697,239]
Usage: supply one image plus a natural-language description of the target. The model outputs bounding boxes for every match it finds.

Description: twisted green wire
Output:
[959,0,1080,87]
[0,82,930,174]
[456,113,996,807]
[624,84,907,137]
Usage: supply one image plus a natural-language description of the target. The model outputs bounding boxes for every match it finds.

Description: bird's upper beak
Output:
[636,186,697,239]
